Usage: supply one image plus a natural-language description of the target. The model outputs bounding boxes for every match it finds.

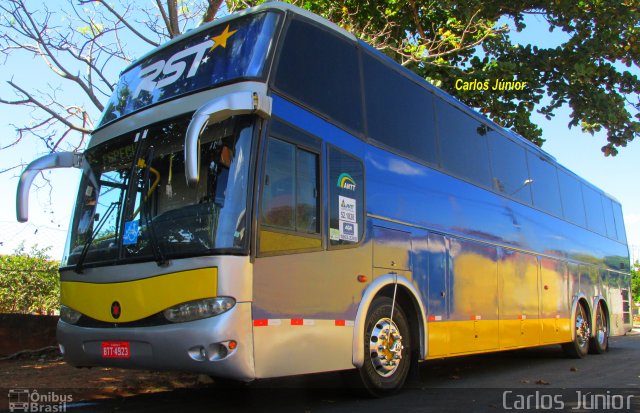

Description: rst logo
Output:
[133,25,237,99]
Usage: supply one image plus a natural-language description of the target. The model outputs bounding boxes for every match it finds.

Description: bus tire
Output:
[589,303,608,354]
[358,296,411,396]
[562,302,590,358]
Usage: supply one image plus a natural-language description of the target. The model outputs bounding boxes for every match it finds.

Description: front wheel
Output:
[562,302,590,358]
[358,296,412,396]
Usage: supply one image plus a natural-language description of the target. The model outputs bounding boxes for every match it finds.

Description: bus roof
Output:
[122,1,356,76]
[117,2,619,204]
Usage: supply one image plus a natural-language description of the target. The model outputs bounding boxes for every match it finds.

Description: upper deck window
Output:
[273,18,362,134]
[527,152,563,217]
[98,12,281,127]
[362,54,437,165]
[437,102,492,188]
[558,170,587,227]
[582,183,606,235]
[488,136,532,204]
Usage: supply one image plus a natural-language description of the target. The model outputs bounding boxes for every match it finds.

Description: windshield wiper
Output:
[140,147,167,266]
[75,201,118,273]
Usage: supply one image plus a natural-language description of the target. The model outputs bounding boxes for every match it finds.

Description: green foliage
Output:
[632,261,640,304]
[230,0,640,155]
[0,245,60,314]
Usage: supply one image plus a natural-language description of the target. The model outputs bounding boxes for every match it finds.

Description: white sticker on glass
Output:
[338,195,356,223]
[339,220,358,242]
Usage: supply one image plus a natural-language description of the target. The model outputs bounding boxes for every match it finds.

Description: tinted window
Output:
[558,171,586,226]
[488,136,532,204]
[527,152,563,216]
[274,18,362,132]
[612,202,627,243]
[261,138,319,234]
[100,12,280,126]
[261,138,295,229]
[437,102,492,188]
[602,196,618,239]
[328,147,364,248]
[362,54,437,165]
[582,184,606,235]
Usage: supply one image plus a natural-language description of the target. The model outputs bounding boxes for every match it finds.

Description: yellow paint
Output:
[451,251,498,318]
[260,229,321,253]
[427,322,449,357]
[61,268,217,322]
[541,317,572,343]
[427,318,571,359]
[499,319,541,349]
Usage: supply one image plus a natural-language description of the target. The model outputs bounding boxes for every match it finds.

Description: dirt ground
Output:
[0,348,208,408]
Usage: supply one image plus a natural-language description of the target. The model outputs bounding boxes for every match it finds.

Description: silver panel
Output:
[253,320,354,378]
[252,245,371,377]
[89,82,268,148]
[58,302,255,380]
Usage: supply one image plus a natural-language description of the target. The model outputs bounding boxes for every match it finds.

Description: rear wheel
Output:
[562,302,590,358]
[358,296,412,396]
[589,303,608,354]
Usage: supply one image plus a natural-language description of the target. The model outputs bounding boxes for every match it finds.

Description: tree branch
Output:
[79,0,159,47]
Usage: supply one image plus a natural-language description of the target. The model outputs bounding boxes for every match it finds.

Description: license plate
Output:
[101,341,130,359]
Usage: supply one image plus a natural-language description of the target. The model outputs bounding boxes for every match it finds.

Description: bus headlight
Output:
[60,305,82,324]
[163,297,235,323]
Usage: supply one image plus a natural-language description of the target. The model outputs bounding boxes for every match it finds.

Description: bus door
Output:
[426,233,449,357]
[252,121,369,378]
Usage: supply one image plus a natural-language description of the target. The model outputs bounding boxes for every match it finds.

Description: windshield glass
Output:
[63,115,253,268]
[98,11,280,127]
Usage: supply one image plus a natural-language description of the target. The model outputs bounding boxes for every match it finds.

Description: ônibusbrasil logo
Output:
[337,173,356,191]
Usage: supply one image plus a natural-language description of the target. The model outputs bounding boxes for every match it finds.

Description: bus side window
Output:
[259,136,321,255]
[328,146,364,248]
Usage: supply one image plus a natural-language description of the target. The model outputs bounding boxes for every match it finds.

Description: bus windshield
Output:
[98,11,280,127]
[63,115,253,269]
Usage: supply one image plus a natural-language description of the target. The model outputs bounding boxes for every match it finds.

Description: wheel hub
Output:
[576,313,590,348]
[369,318,403,377]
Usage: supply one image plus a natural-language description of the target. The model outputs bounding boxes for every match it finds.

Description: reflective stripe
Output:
[254,318,354,326]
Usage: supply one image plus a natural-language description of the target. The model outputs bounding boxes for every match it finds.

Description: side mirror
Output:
[184,91,272,186]
[16,152,98,222]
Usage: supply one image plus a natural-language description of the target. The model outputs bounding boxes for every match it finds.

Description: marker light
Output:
[60,305,82,325]
[163,297,235,323]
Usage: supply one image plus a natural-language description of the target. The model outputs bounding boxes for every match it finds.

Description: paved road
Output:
[69,333,640,412]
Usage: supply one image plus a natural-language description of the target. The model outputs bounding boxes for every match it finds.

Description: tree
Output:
[1,0,638,162]
[231,0,640,155]
[0,0,224,174]
[0,244,60,314]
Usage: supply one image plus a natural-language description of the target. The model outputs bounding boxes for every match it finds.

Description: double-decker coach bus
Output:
[16,2,632,395]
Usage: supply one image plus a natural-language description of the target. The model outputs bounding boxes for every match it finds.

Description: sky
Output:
[0,7,638,263]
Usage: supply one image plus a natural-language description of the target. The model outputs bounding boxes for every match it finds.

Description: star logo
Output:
[209,25,237,52]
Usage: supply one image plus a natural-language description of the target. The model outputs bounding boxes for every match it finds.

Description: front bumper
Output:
[57,302,255,381]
